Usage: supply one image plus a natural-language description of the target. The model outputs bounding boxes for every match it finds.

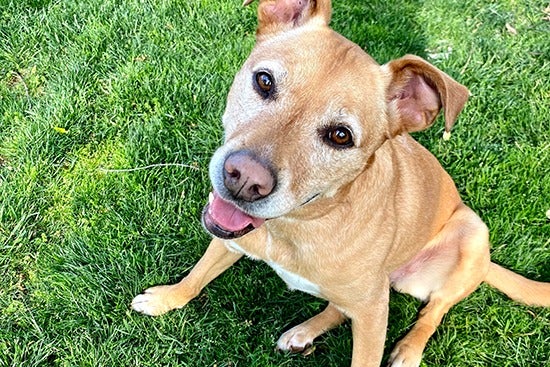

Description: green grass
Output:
[1,0,548,366]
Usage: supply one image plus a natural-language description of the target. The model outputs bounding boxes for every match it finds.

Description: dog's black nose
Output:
[223,151,276,202]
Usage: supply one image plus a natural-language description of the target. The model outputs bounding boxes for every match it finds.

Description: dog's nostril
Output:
[249,184,262,198]
[227,167,241,180]
[251,183,271,198]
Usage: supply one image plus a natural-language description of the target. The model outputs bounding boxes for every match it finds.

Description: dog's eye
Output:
[254,71,275,99]
[322,126,354,149]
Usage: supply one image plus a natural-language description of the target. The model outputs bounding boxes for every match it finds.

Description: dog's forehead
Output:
[249,26,379,84]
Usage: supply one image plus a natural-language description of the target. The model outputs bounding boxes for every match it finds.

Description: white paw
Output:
[131,285,180,316]
[387,342,422,367]
[276,325,316,353]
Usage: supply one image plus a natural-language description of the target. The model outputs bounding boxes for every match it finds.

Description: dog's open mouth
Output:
[202,191,266,239]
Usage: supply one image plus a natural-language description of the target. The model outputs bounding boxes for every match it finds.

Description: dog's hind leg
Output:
[276,302,347,353]
[132,237,242,316]
[388,206,491,367]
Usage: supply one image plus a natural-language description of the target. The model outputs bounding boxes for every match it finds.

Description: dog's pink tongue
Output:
[209,192,265,232]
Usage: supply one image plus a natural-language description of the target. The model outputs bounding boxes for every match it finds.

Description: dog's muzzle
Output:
[202,150,276,239]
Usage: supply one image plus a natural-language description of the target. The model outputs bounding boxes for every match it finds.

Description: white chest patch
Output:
[267,262,322,298]
[225,241,322,297]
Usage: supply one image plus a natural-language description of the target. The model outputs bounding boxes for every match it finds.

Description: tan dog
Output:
[131,1,550,366]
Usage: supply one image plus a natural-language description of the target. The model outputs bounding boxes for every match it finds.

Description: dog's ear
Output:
[243,0,332,38]
[385,55,469,136]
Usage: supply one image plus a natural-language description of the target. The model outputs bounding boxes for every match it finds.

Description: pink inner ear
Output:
[394,73,442,132]
[265,0,309,23]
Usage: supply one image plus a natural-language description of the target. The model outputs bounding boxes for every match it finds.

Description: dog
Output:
[131,1,550,366]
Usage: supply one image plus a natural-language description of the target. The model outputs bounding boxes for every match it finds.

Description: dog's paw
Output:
[387,340,422,367]
[131,285,187,316]
[276,325,316,354]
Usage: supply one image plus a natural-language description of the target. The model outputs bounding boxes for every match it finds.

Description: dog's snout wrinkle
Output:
[223,151,276,202]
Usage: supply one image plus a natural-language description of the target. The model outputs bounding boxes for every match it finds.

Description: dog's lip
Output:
[201,191,266,239]
[301,193,320,206]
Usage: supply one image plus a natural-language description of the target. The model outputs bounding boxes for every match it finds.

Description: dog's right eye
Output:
[321,126,355,149]
[253,71,275,99]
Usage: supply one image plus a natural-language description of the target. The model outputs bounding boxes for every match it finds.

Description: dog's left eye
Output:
[322,126,354,149]
[253,71,275,99]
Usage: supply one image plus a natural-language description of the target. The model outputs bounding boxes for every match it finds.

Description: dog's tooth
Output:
[209,192,214,204]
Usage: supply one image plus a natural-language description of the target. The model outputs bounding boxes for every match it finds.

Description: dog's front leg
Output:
[349,287,390,367]
[132,237,242,316]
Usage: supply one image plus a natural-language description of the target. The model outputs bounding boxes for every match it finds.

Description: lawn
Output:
[0,0,549,366]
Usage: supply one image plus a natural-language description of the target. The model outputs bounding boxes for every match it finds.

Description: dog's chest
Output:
[267,261,322,297]
[225,240,322,297]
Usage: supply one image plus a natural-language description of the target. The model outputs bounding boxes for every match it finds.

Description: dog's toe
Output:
[276,326,316,355]
[387,341,422,367]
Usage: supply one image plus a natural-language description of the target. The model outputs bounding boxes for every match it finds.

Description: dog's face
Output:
[203,25,387,238]
[202,0,469,239]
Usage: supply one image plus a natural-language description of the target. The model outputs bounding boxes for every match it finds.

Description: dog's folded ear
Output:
[385,55,470,135]
[244,0,332,38]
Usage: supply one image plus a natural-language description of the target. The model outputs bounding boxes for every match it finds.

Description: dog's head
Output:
[202,0,469,239]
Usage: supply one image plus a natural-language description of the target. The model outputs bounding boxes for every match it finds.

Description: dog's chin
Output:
[201,204,257,239]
